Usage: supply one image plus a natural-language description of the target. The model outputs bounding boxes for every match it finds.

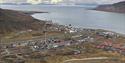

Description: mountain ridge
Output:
[0,8,45,34]
[95,1,125,13]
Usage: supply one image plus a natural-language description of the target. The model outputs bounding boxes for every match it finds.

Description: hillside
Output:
[0,8,45,35]
[95,1,125,13]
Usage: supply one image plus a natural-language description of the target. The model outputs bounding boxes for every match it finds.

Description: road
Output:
[62,57,110,63]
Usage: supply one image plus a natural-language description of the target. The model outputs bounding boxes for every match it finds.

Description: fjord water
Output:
[1,5,125,34]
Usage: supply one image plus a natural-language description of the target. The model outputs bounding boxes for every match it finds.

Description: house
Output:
[96,31,115,39]
[95,41,125,55]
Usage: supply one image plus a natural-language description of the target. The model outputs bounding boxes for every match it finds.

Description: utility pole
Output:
[44,25,47,43]
[0,38,1,45]
[43,21,52,48]
[0,35,2,45]
[43,23,47,48]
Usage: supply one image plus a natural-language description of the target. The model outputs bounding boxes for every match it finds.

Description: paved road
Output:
[62,57,110,63]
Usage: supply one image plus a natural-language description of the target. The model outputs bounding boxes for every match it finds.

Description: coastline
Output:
[33,16,125,36]
[21,11,49,15]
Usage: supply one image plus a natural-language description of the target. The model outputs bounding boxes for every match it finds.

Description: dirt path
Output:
[62,57,110,63]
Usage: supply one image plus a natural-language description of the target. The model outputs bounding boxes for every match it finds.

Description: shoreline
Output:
[41,19,125,36]
[93,9,125,14]
[30,10,125,35]
[20,10,49,15]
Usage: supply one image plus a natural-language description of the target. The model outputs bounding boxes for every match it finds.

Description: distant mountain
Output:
[0,3,17,5]
[0,8,45,34]
[95,1,125,13]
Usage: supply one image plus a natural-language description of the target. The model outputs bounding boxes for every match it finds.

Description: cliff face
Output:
[95,1,125,13]
[0,8,45,34]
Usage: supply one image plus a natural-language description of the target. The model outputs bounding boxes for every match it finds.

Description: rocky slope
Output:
[0,8,45,34]
[95,1,125,13]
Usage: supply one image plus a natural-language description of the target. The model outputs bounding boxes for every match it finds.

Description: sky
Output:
[0,0,125,4]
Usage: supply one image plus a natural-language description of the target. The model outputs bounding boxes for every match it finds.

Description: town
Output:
[0,21,125,63]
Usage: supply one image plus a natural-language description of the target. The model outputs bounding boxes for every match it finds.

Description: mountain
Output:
[95,1,125,13]
[0,8,45,35]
